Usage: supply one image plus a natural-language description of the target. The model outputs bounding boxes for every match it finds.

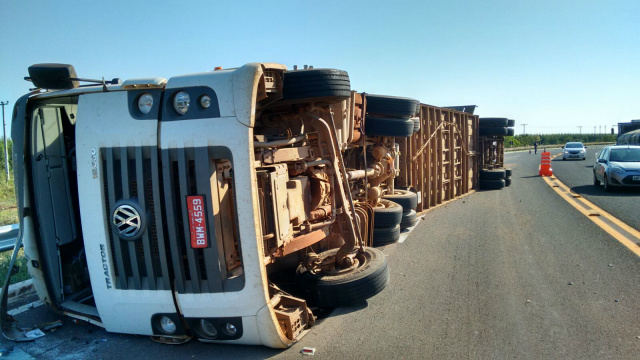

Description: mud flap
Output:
[0,235,32,342]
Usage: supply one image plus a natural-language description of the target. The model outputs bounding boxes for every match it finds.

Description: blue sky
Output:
[1,0,638,135]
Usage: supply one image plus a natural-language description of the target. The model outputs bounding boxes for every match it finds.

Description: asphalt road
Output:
[550,145,640,231]
[3,148,639,359]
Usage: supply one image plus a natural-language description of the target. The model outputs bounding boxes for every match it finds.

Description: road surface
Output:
[3,147,639,359]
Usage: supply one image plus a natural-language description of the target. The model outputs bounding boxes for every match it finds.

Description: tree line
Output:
[503,134,616,148]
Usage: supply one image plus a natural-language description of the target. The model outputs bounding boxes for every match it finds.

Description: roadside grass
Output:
[0,171,29,287]
[0,248,30,286]
[0,174,18,226]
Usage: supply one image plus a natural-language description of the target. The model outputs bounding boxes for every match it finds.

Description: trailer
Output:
[396,104,479,211]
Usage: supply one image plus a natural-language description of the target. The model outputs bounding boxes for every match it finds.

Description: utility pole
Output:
[594,126,596,134]
[0,101,9,181]
[521,124,528,134]
[577,126,582,134]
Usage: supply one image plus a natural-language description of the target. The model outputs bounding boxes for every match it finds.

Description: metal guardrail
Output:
[0,224,19,252]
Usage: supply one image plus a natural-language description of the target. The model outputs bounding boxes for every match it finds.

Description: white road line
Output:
[8,300,44,316]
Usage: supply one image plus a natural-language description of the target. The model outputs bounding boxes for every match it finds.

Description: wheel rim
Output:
[310,250,370,276]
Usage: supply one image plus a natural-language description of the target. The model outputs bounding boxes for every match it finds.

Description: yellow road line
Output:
[542,176,640,257]
[550,179,640,238]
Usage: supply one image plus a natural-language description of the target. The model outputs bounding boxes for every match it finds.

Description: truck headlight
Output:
[200,319,218,338]
[137,93,153,115]
[159,316,177,334]
[199,95,211,109]
[172,91,190,115]
[223,323,237,336]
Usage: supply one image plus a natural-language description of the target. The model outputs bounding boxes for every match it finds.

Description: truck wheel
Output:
[296,247,389,308]
[366,94,420,118]
[504,168,512,177]
[365,117,414,138]
[372,224,401,246]
[479,127,509,137]
[479,117,509,127]
[507,119,515,127]
[479,169,506,180]
[382,189,418,211]
[504,177,512,187]
[507,128,515,136]
[479,179,506,190]
[413,117,420,132]
[373,200,403,228]
[282,69,351,102]
[400,209,417,230]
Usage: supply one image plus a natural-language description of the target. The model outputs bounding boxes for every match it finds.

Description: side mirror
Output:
[562,146,565,149]
[597,158,607,164]
[584,146,588,149]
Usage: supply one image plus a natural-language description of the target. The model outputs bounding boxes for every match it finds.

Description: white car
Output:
[562,142,587,160]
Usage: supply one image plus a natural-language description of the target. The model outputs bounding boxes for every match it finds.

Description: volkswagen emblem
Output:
[112,204,143,239]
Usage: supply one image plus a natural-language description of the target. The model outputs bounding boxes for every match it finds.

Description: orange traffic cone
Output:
[539,151,553,176]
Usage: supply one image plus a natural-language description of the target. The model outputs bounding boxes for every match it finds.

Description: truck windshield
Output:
[609,148,640,162]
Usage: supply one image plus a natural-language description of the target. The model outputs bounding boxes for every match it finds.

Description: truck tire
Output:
[366,94,420,118]
[504,177,512,187]
[373,200,403,228]
[479,117,509,127]
[296,247,389,308]
[507,128,515,136]
[507,119,515,127]
[479,169,506,180]
[400,209,417,230]
[372,224,401,246]
[365,117,414,138]
[479,179,505,190]
[282,69,351,102]
[504,168,512,177]
[382,189,418,211]
[479,127,509,137]
[413,117,420,132]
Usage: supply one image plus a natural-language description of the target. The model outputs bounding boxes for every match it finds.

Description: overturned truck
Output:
[2,62,481,348]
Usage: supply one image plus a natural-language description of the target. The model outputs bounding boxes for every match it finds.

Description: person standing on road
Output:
[534,141,537,154]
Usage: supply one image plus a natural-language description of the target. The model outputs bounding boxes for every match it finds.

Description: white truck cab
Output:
[1,63,389,347]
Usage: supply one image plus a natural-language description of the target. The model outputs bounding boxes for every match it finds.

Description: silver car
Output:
[562,142,587,160]
[593,145,640,191]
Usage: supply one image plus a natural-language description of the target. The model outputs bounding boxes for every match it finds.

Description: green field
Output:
[0,167,30,287]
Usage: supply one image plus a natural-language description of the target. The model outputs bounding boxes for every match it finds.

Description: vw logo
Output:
[112,204,142,239]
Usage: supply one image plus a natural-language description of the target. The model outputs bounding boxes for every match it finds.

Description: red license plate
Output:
[187,195,208,248]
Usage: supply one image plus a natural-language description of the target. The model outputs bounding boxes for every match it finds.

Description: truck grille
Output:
[160,147,244,294]
[102,146,244,294]
[102,146,171,291]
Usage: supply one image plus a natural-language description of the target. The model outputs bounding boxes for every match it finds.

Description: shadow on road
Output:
[552,158,587,162]
[323,302,369,319]
[571,185,640,197]
[520,175,540,179]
